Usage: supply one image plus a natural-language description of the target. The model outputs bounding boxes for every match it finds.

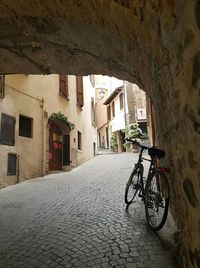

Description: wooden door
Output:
[63,134,70,165]
[49,122,62,171]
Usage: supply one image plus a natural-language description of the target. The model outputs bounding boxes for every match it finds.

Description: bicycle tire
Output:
[125,165,141,205]
[144,171,169,231]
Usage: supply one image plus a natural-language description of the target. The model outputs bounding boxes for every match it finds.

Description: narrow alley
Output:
[0,153,175,268]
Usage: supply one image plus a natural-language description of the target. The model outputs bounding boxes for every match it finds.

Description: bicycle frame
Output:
[135,147,155,199]
[124,138,170,231]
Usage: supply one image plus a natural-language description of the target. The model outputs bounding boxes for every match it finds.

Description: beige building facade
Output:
[0,74,97,188]
[95,76,148,153]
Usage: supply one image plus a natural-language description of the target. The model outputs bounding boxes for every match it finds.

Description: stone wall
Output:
[0,1,200,266]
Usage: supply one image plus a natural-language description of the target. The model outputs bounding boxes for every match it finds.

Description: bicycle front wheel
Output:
[125,166,141,205]
[145,171,170,231]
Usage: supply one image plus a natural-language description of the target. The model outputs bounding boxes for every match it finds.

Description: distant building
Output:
[0,74,97,188]
[94,76,148,153]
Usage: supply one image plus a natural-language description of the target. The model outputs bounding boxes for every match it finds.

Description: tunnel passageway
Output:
[0,1,200,267]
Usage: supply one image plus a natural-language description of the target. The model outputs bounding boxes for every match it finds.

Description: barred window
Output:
[77,131,82,150]
[0,75,5,98]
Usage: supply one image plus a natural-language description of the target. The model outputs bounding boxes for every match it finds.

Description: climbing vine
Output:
[49,112,75,130]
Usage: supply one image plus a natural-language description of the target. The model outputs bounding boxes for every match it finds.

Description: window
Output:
[89,75,95,87]
[0,75,5,98]
[76,76,84,108]
[77,131,82,150]
[7,153,17,175]
[112,101,115,117]
[91,97,96,124]
[0,113,15,146]
[107,105,111,120]
[59,75,68,98]
[138,122,148,134]
[119,93,124,110]
[19,115,33,138]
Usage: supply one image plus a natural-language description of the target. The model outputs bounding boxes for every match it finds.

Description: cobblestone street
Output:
[0,153,176,268]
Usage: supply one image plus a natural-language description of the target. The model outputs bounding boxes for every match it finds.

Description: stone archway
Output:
[0,1,200,267]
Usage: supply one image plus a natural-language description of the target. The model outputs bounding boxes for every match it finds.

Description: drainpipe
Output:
[123,81,128,127]
[149,98,156,146]
[41,98,44,176]
[17,154,20,183]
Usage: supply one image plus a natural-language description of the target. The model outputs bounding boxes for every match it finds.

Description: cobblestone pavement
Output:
[0,153,176,268]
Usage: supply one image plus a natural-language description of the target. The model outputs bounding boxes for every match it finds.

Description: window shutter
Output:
[119,93,124,109]
[59,75,68,98]
[112,102,115,117]
[76,76,84,107]
[7,153,17,175]
[107,106,111,120]
[0,113,15,145]
[0,75,5,98]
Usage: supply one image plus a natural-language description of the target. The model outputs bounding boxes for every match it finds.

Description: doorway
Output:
[49,121,62,171]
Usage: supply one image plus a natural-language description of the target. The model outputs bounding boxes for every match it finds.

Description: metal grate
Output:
[0,75,5,98]
[7,153,17,176]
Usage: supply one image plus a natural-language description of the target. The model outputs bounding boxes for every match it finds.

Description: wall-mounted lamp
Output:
[95,87,106,100]
[99,88,106,99]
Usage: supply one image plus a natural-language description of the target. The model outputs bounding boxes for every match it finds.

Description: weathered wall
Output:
[0,1,199,266]
[125,83,146,125]
[0,74,97,186]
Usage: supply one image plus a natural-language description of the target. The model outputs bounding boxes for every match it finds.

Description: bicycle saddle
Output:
[148,147,165,159]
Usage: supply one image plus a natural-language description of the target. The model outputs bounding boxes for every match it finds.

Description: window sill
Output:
[19,135,33,139]
[59,92,69,101]
[76,103,83,111]
[0,142,15,146]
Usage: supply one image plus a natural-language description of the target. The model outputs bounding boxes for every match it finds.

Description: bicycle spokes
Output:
[125,171,141,205]
[145,172,169,231]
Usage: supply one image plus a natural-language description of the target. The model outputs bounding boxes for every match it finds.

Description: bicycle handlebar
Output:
[125,138,166,159]
[125,138,149,150]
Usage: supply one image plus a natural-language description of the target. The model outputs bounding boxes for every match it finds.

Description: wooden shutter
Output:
[7,153,17,175]
[119,93,124,109]
[0,75,5,98]
[107,105,111,120]
[0,113,15,145]
[76,76,84,107]
[112,102,115,117]
[59,75,68,98]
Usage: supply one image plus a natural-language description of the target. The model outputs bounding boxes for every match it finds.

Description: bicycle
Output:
[124,139,170,231]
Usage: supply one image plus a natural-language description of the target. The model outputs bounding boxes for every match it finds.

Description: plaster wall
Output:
[0,74,97,186]
[110,94,125,133]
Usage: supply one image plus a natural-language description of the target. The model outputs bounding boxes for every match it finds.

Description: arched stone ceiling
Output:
[0,1,200,267]
[0,1,198,90]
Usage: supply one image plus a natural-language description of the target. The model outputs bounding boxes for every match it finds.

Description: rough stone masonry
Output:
[0,1,200,267]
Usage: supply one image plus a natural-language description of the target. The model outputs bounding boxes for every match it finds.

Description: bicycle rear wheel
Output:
[125,166,141,205]
[145,171,169,231]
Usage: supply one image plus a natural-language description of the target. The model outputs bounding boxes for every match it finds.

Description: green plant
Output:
[49,112,75,130]
[122,123,148,149]
[110,133,118,150]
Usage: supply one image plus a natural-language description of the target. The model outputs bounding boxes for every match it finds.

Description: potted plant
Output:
[110,133,118,152]
[122,123,148,152]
